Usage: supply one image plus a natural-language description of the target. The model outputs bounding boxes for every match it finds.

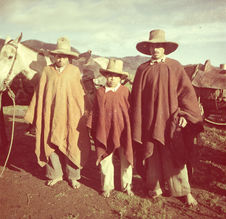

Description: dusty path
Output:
[0,106,225,219]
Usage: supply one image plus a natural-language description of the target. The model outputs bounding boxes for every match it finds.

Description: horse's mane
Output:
[21,42,39,52]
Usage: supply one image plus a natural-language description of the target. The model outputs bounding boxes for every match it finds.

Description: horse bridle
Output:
[1,40,19,93]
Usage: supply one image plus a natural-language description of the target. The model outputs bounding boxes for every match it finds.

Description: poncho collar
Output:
[105,83,121,93]
[150,55,166,65]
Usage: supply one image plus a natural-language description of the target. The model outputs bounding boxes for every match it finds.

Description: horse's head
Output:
[0,33,22,91]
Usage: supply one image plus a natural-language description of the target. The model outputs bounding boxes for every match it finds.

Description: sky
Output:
[0,0,226,67]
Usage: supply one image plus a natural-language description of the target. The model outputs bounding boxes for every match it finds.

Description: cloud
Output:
[0,0,225,65]
[174,3,226,26]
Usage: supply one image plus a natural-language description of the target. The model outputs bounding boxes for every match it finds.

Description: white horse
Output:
[0,33,53,92]
[0,33,52,146]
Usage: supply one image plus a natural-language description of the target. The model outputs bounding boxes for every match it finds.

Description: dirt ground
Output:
[0,106,225,219]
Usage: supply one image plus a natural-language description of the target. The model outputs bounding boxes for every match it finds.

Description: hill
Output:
[22,40,150,75]
[22,39,80,54]
[0,38,148,75]
[121,56,149,75]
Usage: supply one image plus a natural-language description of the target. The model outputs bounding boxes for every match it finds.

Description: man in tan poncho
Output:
[24,37,91,188]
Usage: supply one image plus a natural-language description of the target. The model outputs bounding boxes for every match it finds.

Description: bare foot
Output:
[46,177,63,186]
[148,189,162,199]
[186,193,198,206]
[101,190,111,198]
[70,180,81,189]
[125,189,134,196]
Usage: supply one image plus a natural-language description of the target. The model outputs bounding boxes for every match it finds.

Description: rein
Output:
[0,41,18,177]
[0,87,16,177]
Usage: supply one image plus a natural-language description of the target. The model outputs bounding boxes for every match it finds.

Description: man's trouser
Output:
[100,147,132,192]
[145,142,191,197]
[46,150,80,181]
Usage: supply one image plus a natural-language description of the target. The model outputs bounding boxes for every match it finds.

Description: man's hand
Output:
[96,157,102,166]
[178,116,187,128]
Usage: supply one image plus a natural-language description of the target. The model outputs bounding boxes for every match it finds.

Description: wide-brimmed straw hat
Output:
[136,29,178,55]
[100,58,128,78]
[49,37,79,58]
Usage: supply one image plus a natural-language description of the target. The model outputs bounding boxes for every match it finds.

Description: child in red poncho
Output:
[87,58,133,197]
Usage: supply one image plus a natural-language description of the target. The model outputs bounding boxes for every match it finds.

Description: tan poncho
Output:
[24,64,91,168]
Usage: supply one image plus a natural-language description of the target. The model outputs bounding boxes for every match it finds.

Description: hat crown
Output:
[50,37,78,58]
[106,59,124,73]
[149,29,166,42]
[100,58,128,78]
[56,37,71,51]
[136,29,178,55]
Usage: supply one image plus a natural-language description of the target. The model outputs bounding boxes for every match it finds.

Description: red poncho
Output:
[87,85,133,165]
[130,58,203,159]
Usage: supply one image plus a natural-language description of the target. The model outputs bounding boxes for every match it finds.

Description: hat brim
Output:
[99,69,128,78]
[49,49,79,58]
[136,41,178,55]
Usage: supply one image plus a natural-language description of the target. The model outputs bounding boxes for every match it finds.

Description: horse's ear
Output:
[14,33,23,44]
